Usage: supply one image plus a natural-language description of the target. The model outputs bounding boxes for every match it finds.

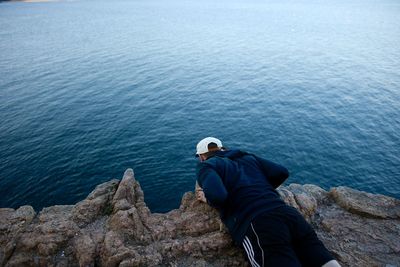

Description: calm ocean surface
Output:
[0,0,399,212]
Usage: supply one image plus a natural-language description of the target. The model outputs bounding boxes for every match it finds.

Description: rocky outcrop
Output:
[0,169,399,267]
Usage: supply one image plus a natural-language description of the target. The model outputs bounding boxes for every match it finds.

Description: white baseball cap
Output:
[196,137,223,156]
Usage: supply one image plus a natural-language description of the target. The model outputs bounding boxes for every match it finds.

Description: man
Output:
[195,137,341,267]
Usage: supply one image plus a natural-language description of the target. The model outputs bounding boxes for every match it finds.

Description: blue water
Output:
[0,0,399,213]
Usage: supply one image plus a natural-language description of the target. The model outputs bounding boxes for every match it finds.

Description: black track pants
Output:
[242,206,334,267]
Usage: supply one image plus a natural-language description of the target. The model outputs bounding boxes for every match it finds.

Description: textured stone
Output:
[0,169,399,267]
[0,205,36,266]
[330,186,400,219]
[72,179,119,226]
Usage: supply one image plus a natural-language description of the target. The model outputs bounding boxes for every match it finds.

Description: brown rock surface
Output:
[0,169,399,266]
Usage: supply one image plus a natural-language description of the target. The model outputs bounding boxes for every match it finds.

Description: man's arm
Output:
[253,155,289,188]
[196,163,228,208]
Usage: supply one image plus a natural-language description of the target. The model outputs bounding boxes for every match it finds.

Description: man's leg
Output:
[242,212,302,267]
[284,206,339,267]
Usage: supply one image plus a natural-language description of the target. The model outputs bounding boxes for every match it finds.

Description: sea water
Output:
[0,0,399,212]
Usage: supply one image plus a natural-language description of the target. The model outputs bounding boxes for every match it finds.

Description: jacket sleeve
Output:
[254,155,289,188]
[196,163,228,209]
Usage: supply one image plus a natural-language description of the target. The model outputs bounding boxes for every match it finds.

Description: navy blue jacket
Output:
[196,149,289,245]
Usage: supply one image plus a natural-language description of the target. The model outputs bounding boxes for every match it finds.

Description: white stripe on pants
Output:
[242,236,261,267]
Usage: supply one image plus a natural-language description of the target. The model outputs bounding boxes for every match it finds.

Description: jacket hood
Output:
[215,149,247,160]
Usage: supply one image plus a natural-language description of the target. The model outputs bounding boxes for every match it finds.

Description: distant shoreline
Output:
[2,0,59,2]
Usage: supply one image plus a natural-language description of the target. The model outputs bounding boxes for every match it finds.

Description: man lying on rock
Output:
[195,137,341,267]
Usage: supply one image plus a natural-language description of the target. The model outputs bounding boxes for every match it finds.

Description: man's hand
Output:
[195,182,207,203]
[196,189,207,203]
